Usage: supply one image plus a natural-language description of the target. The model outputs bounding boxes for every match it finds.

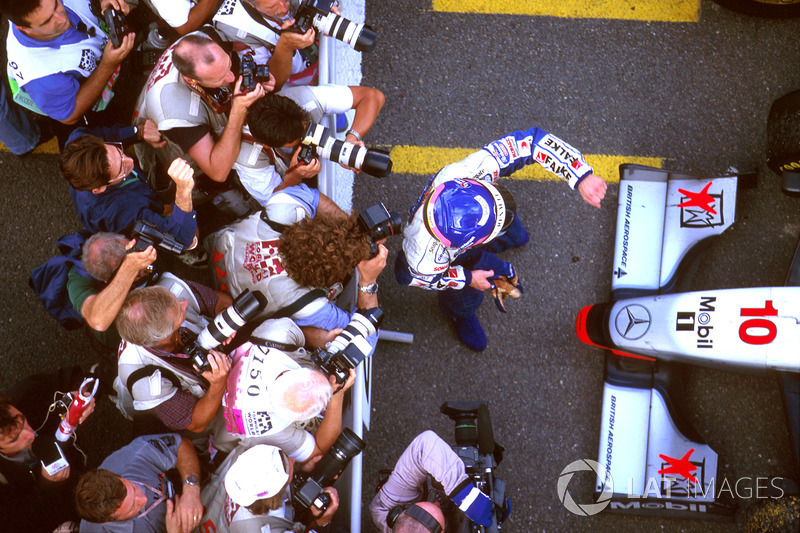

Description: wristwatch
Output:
[358,282,379,294]
[183,475,199,487]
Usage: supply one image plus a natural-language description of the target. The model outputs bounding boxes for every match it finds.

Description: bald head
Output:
[173,33,234,87]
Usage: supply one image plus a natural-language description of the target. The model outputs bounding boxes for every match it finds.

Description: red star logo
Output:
[658,448,699,484]
[677,182,717,215]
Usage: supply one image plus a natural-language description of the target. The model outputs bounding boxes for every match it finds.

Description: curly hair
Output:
[279,211,370,288]
[75,469,127,523]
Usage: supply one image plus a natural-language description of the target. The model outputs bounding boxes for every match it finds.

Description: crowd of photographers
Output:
[1,0,612,531]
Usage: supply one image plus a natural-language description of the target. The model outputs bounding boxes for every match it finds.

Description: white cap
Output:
[264,192,312,226]
[224,445,290,507]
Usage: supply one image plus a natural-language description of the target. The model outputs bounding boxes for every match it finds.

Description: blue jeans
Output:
[0,82,40,155]
[438,216,528,319]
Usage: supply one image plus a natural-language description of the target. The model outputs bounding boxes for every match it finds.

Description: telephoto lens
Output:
[313,10,377,52]
[292,428,366,515]
[188,289,268,373]
[300,122,392,177]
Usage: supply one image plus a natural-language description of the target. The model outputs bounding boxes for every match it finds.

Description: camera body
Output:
[292,428,365,517]
[239,51,270,93]
[358,203,403,257]
[298,122,393,177]
[185,289,268,373]
[441,401,507,532]
[103,8,132,47]
[292,0,377,52]
[131,220,186,254]
[312,307,383,384]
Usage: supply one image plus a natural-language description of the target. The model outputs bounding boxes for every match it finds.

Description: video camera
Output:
[297,121,392,177]
[292,428,365,519]
[358,203,403,257]
[292,0,377,52]
[312,307,383,385]
[131,220,186,254]
[441,401,508,532]
[103,8,132,47]
[239,51,270,93]
[185,289,268,374]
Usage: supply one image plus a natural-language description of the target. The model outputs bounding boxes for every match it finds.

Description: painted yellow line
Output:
[0,137,60,155]
[432,0,700,22]
[390,145,662,183]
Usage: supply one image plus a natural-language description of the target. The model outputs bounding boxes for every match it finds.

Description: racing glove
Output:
[449,479,494,527]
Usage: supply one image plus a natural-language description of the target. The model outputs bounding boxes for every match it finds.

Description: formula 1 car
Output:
[574,164,800,524]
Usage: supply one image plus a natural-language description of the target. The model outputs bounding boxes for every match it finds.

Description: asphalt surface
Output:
[2,1,800,532]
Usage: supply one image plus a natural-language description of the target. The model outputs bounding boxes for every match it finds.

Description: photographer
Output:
[0,367,96,533]
[134,30,272,190]
[210,186,388,343]
[239,85,384,205]
[370,431,494,533]
[199,444,338,532]
[114,281,233,438]
[213,0,319,89]
[75,434,203,533]
[60,123,200,256]
[212,318,357,465]
[69,232,157,348]
[396,127,608,352]
[1,0,136,128]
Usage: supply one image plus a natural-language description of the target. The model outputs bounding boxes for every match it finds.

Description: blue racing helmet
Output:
[423,178,516,248]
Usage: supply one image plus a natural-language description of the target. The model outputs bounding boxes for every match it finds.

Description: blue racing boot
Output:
[452,314,488,352]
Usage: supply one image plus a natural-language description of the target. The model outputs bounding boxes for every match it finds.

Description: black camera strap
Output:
[239,0,283,37]
[273,288,327,319]
[405,504,442,533]
[126,364,182,395]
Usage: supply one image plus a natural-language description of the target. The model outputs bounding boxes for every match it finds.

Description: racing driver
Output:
[395,126,607,351]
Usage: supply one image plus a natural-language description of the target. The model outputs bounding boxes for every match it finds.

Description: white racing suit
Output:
[395,127,593,318]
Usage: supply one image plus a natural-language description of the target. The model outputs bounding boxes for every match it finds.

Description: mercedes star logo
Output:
[614,304,651,340]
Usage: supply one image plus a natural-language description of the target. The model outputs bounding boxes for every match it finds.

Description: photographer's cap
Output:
[224,445,289,506]
[263,190,314,227]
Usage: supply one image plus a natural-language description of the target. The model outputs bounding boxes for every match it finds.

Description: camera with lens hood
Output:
[131,220,186,254]
[311,307,383,385]
[297,121,392,177]
[292,0,377,52]
[292,428,365,518]
[358,203,403,257]
[185,289,268,374]
[441,401,509,532]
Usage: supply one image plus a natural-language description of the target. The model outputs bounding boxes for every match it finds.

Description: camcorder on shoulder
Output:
[184,289,268,374]
[298,122,392,177]
[291,0,377,52]
[358,203,403,257]
[239,51,270,93]
[103,8,132,47]
[441,401,509,532]
[312,307,383,385]
[292,428,366,521]
[131,220,186,254]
